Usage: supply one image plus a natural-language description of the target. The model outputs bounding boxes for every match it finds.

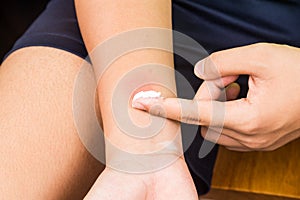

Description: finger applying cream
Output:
[132,90,162,110]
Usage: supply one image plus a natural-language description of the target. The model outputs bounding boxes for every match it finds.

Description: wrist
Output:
[104,118,183,173]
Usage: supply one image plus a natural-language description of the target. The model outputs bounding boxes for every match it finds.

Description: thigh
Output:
[0,47,104,199]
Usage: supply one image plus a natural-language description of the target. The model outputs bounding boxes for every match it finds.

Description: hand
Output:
[84,157,198,200]
[132,43,300,151]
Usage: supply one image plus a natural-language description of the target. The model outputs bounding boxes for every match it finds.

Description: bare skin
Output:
[0,0,241,198]
[0,47,104,199]
[132,43,300,151]
[75,0,199,199]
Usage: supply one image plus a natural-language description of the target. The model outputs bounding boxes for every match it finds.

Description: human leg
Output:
[0,47,104,199]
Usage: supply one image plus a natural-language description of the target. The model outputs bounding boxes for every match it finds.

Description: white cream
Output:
[132,90,161,101]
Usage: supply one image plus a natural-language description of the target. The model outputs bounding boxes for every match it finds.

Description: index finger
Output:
[132,95,251,131]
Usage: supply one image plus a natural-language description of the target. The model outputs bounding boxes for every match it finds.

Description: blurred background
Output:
[0,0,49,61]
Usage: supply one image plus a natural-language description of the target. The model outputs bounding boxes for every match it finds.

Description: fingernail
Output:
[194,59,205,77]
[132,97,162,110]
[132,101,147,110]
[132,97,161,110]
[132,90,161,110]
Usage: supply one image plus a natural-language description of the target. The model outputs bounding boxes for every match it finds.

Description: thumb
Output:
[194,43,266,80]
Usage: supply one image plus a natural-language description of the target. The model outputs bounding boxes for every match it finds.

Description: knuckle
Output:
[181,100,201,125]
[242,137,270,150]
[252,42,267,48]
[249,43,274,69]
[200,126,209,138]
[181,114,200,125]
[251,42,271,53]
[149,104,165,118]
[244,122,259,135]
[200,128,207,138]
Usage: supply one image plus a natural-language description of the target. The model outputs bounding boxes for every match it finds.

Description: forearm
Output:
[75,0,182,168]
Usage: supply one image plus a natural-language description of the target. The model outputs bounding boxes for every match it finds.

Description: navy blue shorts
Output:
[5,0,300,195]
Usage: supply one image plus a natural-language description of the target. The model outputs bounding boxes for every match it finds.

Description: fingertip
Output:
[194,59,205,78]
[131,90,162,111]
[200,126,208,138]
[194,56,221,80]
[131,101,147,110]
[131,97,161,110]
[225,82,241,101]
